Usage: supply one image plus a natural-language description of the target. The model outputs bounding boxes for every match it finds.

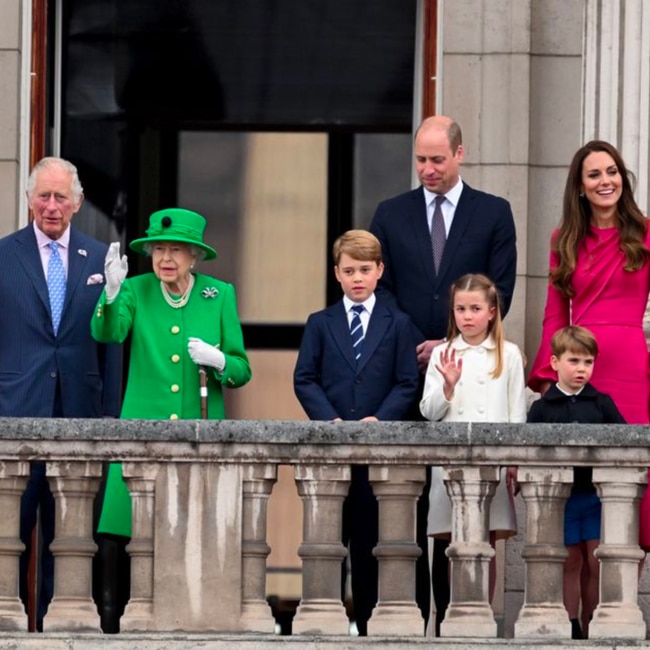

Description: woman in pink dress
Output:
[529,140,650,545]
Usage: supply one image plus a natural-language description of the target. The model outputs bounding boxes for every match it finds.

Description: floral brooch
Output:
[201,287,219,299]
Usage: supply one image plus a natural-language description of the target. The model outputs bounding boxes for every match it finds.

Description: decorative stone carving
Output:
[0,461,30,630]
[367,465,426,636]
[44,461,102,631]
[293,464,350,635]
[514,466,572,638]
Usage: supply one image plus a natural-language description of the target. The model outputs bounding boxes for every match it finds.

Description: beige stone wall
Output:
[524,0,585,365]
[439,0,584,364]
[0,0,23,237]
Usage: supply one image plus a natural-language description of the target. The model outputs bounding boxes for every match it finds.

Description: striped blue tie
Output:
[350,304,365,362]
[47,241,66,335]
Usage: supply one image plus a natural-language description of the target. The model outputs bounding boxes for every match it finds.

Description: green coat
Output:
[91,272,251,535]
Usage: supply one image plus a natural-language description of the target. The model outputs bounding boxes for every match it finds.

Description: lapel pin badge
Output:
[78,249,87,257]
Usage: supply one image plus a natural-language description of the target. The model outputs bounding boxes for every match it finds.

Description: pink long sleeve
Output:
[528,240,570,392]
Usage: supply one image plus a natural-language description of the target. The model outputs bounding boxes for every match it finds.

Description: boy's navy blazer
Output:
[0,224,121,417]
[370,183,517,342]
[294,297,419,421]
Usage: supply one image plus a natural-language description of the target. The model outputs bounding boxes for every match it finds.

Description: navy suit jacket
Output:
[369,183,517,342]
[0,224,121,417]
[293,298,419,420]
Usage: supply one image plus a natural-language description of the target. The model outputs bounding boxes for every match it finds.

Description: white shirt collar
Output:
[343,292,376,315]
[33,221,71,250]
[449,332,496,350]
[555,383,585,397]
[423,177,464,208]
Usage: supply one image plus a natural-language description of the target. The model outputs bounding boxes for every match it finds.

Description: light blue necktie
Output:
[47,241,66,335]
[350,304,365,362]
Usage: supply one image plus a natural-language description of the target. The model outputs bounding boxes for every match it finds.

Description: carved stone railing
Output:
[0,418,648,643]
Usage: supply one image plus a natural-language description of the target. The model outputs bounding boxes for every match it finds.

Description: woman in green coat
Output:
[91,207,251,537]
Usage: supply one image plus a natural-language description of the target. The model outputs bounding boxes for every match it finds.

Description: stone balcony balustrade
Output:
[0,418,648,649]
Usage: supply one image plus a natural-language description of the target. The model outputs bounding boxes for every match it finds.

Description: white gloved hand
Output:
[188,337,226,373]
[104,242,128,303]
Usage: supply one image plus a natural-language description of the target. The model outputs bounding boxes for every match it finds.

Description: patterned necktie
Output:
[350,304,365,362]
[431,195,446,273]
[47,241,66,335]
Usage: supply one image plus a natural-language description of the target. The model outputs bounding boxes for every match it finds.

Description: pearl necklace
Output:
[160,274,195,309]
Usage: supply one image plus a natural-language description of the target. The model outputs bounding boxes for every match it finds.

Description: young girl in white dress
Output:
[420,273,527,593]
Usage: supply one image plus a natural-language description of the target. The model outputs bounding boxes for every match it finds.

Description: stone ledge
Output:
[0,633,647,650]
[0,418,649,466]
[0,418,647,445]
[3,418,650,447]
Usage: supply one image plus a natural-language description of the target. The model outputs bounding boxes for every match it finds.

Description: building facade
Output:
[1,0,649,632]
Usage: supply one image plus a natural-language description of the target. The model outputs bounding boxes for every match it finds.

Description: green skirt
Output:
[97,463,132,538]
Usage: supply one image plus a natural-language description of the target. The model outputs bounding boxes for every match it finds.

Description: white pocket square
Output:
[87,273,104,285]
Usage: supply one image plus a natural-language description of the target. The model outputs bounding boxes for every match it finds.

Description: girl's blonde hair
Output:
[447,273,505,378]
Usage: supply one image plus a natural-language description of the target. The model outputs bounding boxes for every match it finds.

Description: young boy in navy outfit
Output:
[294,229,419,635]
[527,325,625,640]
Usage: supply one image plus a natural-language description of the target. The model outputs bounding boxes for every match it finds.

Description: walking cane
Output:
[199,366,208,419]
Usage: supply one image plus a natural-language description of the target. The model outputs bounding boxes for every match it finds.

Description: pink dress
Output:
[529,224,650,546]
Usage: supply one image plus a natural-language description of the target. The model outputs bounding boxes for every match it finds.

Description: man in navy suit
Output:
[294,229,419,635]
[0,157,121,629]
[369,115,517,632]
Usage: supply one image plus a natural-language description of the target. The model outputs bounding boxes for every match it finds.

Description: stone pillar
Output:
[292,464,350,635]
[152,463,243,631]
[590,467,646,639]
[367,465,425,636]
[120,462,160,632]
[583,0,650,211]
[440,466,500,638]
[514,466,572,638]
[44,461,102,632]
[240,463,277,632]
[0,461,29,630]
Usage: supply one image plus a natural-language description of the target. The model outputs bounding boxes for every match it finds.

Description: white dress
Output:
[420,334,527,538]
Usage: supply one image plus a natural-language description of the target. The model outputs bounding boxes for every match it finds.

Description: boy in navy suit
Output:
[294,229,419,635]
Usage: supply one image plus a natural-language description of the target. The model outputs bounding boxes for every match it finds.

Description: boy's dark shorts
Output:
[564,491,601,546]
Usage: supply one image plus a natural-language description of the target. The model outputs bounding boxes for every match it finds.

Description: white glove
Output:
[104,242,128,303]
[188,337,226,373]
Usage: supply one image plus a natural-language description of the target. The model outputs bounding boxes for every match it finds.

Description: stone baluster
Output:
[292,464,350,634]
[590,467,646,639]
[120,462,160,631]
[240,463,277,632]
[44,461,102,631]
[514,466,572,638]
[0,461,30,630]
[367,465,426,636]
[440,466,500,637]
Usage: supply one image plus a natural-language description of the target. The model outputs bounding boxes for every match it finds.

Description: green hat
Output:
[129,208,217,260]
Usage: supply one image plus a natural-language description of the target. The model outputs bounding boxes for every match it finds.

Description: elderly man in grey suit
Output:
[370,115,517,634]
[0,157,121,629]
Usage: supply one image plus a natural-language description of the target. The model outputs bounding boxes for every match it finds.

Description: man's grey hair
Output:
[26,157,84,203]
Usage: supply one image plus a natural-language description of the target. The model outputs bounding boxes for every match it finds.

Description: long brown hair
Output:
[447,274,505,378]
[551,140,649,296]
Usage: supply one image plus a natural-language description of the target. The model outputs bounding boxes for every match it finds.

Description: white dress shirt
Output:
[342,293,376,335]
[423,177,464,237]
